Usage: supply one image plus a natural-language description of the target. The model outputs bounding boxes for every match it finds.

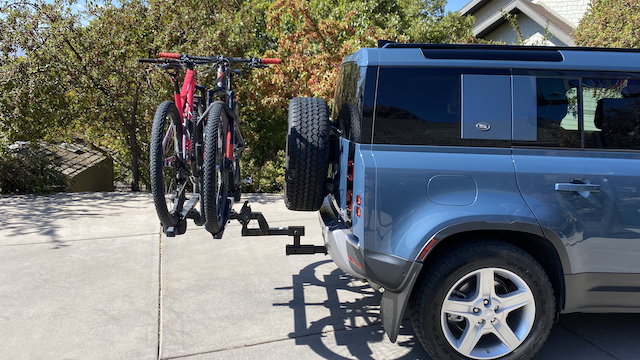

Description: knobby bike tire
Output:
[203,101,231,235]
[150,101,185,229]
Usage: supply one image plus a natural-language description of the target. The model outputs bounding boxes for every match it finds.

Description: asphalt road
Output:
[1,192,638,359]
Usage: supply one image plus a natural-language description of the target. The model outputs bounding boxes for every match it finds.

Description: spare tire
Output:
[285,97,331,211]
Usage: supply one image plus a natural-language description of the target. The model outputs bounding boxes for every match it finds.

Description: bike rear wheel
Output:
[150,101,186,229]
[203,101,231,236]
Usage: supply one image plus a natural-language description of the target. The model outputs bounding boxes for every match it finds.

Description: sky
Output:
[445,0,471,13]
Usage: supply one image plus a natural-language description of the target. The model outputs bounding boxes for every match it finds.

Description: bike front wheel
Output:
[150,101,186,229]
[203,101,231,236]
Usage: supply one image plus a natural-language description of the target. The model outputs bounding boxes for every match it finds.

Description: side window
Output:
[332,63,370,143]
[374,68,461,145]
[583,78,640,150]
[534,77,581,148]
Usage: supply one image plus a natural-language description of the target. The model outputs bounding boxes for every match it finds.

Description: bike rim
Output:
[161,118,184,214]
[440,267,536,359]
[214,121,228,220]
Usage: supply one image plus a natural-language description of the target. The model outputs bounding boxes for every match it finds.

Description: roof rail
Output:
[381,43,640,53]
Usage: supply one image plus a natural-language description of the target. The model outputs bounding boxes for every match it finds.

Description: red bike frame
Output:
[158,52,197,161]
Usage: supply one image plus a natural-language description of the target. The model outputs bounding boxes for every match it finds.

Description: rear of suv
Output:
[284,43,640,360]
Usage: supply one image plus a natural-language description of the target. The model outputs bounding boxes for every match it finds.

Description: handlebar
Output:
[260,58,282,64]
[144,53,282,66]
[157,52,181,59]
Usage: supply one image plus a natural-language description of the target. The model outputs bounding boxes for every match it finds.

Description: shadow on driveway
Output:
[0,192,153,248]
[275,260,640,360]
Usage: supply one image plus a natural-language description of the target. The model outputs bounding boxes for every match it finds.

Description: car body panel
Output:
[318,45,640,342]
[513,148,640,274]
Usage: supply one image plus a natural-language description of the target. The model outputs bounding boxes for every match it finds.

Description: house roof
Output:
[460,0,575,46]
[8,142,108,178]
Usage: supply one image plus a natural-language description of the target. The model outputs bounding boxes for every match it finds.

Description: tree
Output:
[0,0,474,193]
[573,0,640,48]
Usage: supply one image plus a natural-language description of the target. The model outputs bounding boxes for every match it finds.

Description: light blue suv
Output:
[284,43,640,360]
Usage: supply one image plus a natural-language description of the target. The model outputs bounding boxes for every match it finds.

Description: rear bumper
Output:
[319,196,423,343]
[319,197,363,279]
[318,197,416,292]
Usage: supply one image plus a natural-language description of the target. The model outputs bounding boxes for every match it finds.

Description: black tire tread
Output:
[285,97,331,211]
[409,240,556,360]
[203,101,229,235]
[150,101,182,228]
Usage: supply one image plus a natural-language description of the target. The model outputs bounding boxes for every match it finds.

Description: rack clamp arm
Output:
[230,201,327,255]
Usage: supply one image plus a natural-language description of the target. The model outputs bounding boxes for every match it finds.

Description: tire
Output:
[409,240,555,360]
[150,101,185,229]
[284,97,331,211]
[203,101,230,235]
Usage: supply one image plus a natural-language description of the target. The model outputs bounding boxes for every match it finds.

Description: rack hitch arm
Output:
[230,201,326,255]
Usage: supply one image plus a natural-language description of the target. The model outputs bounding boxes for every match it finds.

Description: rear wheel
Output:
[150,101,186,229]
[410,240,555,360]
[203,101,230,236]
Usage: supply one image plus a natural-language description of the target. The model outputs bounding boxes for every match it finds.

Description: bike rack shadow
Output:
[273,260,431,360]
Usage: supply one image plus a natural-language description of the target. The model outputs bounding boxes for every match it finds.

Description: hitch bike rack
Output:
[231,201,327,255]
[164,196,326,256]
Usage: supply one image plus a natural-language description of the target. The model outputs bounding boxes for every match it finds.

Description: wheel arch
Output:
[415,226,569,312]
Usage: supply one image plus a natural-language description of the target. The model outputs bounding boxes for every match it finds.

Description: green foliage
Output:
[0,0,474,193]
[573,0,640,48]
[241,149,285,193]
[0,141,66,194]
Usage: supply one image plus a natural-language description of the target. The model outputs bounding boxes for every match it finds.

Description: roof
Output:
[342,44,640,72]
[459,0,575,45]
[48,143,108,177]
[9,142,109,178]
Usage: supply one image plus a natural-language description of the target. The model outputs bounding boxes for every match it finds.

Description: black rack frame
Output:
[230,201,327,255]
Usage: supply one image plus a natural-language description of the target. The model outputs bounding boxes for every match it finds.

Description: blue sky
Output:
[445,0,470,13]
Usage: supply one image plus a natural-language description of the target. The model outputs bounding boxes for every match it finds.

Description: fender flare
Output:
[380,220,571,343]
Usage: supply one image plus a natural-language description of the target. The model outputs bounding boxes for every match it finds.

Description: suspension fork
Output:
[173,68,196,162]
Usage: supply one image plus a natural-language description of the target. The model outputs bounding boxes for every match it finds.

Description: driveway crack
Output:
[157,228,163,360]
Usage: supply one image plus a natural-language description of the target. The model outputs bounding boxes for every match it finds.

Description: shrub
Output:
[0,142,66,195]
[241,150,285,193]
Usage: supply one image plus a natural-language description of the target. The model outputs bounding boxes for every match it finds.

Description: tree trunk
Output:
[127,124,140,191]
[127,89,141,192]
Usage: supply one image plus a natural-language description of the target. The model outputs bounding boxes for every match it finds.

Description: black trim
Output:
[382,43,640,53]
[422,49,563,62]
[564,273,640,312]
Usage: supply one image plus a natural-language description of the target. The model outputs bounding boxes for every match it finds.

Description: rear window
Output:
[332,63,374,143]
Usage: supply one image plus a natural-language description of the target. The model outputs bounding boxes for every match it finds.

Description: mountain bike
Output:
[140,52,281,238]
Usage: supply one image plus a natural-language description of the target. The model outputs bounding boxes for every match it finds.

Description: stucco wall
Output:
[533,0,590,27]
[483,13,566,46]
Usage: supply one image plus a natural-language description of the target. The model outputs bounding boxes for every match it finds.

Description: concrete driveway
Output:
[0,192,638,360]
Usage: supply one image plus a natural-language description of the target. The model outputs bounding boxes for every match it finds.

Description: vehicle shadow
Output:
[276,260,640,360]
[0,192,153,248]
[273,259,431,360]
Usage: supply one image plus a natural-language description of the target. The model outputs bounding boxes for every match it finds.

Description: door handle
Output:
[555,183,601,192]
[555,181,600,198]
